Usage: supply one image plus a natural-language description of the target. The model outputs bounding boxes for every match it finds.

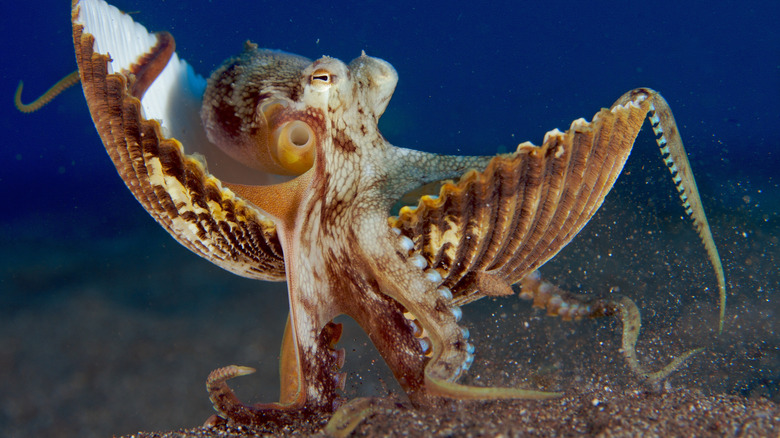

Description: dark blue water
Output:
[1,1,777,437]
[3,0,778,218]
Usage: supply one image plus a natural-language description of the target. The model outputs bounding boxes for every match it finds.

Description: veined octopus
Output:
[16,0,726,434]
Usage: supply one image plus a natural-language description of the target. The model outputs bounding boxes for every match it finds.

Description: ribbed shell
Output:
[73,19,286,281]
[389,101,648,304]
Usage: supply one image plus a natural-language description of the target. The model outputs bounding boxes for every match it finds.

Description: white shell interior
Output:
[73,0,284,185]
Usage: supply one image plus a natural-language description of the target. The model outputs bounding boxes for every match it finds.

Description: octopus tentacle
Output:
[324,397,402,438]
[206,365,269,423]
[340,276,433,406]
[205,321,346,426]
[518,270,612,320]
[383,146,495,200]
[205,363,319,427]
[519,271,703,383]
[613,296,704,382]
[14,70,80,113]
[371,225,561,400]
[384,233,473,384]
[278,315,307,405]
[621,90,726,333]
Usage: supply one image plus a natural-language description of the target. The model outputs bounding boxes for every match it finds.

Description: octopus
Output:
[18,0,726,434]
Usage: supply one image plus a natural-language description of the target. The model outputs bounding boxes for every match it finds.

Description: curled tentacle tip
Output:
[230,365,257,376]
[207,365,256,386]
[642,346,706,384]
[14,71,80,113]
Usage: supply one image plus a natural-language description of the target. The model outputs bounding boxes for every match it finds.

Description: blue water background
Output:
[0,1,778,436]
[3,0,778,222]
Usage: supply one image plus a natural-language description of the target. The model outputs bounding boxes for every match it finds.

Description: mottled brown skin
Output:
[70,0,726,432]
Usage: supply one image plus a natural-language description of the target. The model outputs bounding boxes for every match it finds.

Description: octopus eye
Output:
[310,69,334,86]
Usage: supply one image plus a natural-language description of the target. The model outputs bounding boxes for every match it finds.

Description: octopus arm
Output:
[381,146,495,200]
[72,0,287,280]
[390,91,725,332]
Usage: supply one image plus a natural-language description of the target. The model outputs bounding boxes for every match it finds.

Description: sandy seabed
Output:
[2,163,777,437]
